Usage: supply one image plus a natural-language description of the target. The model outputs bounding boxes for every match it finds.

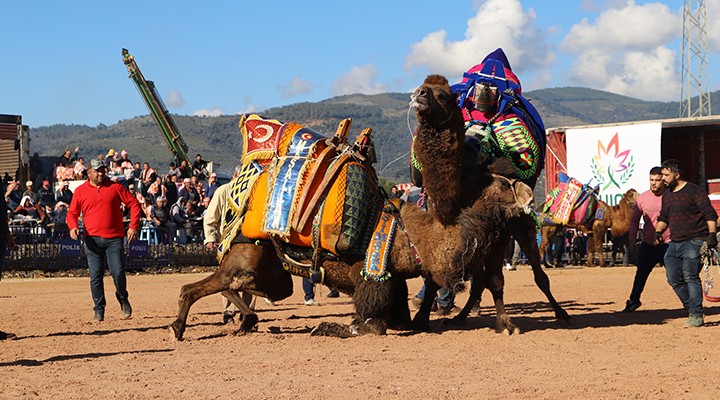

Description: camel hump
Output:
[236,116,383,257]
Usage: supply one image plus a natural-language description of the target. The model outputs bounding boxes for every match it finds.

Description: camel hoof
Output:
[410,319,430,332]
[239,313,259,332]
[169,321,185,341]
[556,310,572,323]
[449,314,468,325]
[310,322,359,338]
[496,319,520,335]
[387,321,412,331]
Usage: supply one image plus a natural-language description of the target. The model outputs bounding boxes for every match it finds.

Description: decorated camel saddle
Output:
[448,48,547,183]
[542,172,601,226]
[217,114,391,280]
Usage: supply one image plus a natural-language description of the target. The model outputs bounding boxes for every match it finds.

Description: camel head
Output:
[484,174,535,216]
[410,75,462,127]
[623,188,639,204]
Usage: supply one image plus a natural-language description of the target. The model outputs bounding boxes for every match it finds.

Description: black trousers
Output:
[629,242,669,302]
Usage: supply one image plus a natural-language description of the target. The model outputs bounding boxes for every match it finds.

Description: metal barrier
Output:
[4,223,218,272]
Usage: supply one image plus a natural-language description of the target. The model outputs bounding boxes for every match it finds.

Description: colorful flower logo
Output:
[590,133,634,190]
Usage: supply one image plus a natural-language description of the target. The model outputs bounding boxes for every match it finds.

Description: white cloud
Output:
[559,1,681,100]
[405,0,554,84]
[165,90,186,108]
[704,0,720,52]
[561,1,677,52]
[605,47,679,100]
[280,76,313,98]
[235,96,258,115]
[331,64,389,96]
[192,108,224,117]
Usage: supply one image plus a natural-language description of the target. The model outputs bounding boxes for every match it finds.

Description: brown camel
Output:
[169,124,533,340]
[409,74,571,333]
[539,188,638,268]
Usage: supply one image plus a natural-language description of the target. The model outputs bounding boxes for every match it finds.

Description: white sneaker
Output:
[263,298,276,306]
[504,263,516,271]
[304,299,319,306]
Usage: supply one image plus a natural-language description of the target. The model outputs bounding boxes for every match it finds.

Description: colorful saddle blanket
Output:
[449,48,546,183]
[217,114,384,264]
[542,172,599,226]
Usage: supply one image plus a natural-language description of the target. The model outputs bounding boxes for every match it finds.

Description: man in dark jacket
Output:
[37,180,56,209]
[655,159,717,328]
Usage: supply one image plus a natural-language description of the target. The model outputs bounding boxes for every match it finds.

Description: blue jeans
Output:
[664,238,704,316]
[302,277,315,301]
[84,237,128,312]
[416,279,455,308]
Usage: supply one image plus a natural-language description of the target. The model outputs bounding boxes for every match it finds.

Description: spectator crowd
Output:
[5,147,217,244]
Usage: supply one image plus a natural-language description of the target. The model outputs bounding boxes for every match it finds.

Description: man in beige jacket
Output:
[203,165,256,324]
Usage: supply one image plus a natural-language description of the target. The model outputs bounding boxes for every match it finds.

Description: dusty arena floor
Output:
[1,265,720,399]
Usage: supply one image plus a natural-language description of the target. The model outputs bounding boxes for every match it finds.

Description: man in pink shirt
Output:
[67,159,141,322]
[622,167,670,312]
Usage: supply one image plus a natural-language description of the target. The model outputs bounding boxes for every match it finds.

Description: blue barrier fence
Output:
[4,223,217,272]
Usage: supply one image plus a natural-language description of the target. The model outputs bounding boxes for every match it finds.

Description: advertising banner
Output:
[566,122,662,206]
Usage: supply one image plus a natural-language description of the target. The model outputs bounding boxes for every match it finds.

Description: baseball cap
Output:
[90,159,107,170]
[183,178,191,183]
[62,181,69,186]
[106,149,115,157]
[25,181,33,186]
[43,179,50,185]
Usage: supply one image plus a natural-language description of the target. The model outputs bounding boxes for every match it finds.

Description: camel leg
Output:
[410,278,441,331]
[170,271,231,341]
[450,271,485,325]
[388,278,412,330]
[511,219,571,322]
[170,243,293,341]
[591,225,606,268]
[483,249,520,334]
[586,234,595,267]
[539,225,556,268]
[222,290,259,334]
[485,265,519,335]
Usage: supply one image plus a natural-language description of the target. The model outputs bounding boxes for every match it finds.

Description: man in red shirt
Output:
[67,159,141,322]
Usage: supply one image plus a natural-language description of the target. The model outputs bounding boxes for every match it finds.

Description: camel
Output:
[169,122,533,340]
[409,74,571,333]
[539,188,638,268]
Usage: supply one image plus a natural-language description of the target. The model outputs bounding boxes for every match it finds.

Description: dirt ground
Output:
[2,265,720,399]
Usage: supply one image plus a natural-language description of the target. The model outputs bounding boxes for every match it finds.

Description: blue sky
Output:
[2,0,717,128]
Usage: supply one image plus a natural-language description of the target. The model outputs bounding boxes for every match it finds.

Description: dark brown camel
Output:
[409,74,570,333]
[539,188,638,268]
[169,128,533,340]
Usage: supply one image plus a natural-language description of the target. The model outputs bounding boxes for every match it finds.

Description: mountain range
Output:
[28,87,719,187]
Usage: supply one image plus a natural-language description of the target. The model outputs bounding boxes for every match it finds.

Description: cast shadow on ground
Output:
[0,348,173,367]
[401,299,720,335]
[286,311,355,320]
[12,324,173,341]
